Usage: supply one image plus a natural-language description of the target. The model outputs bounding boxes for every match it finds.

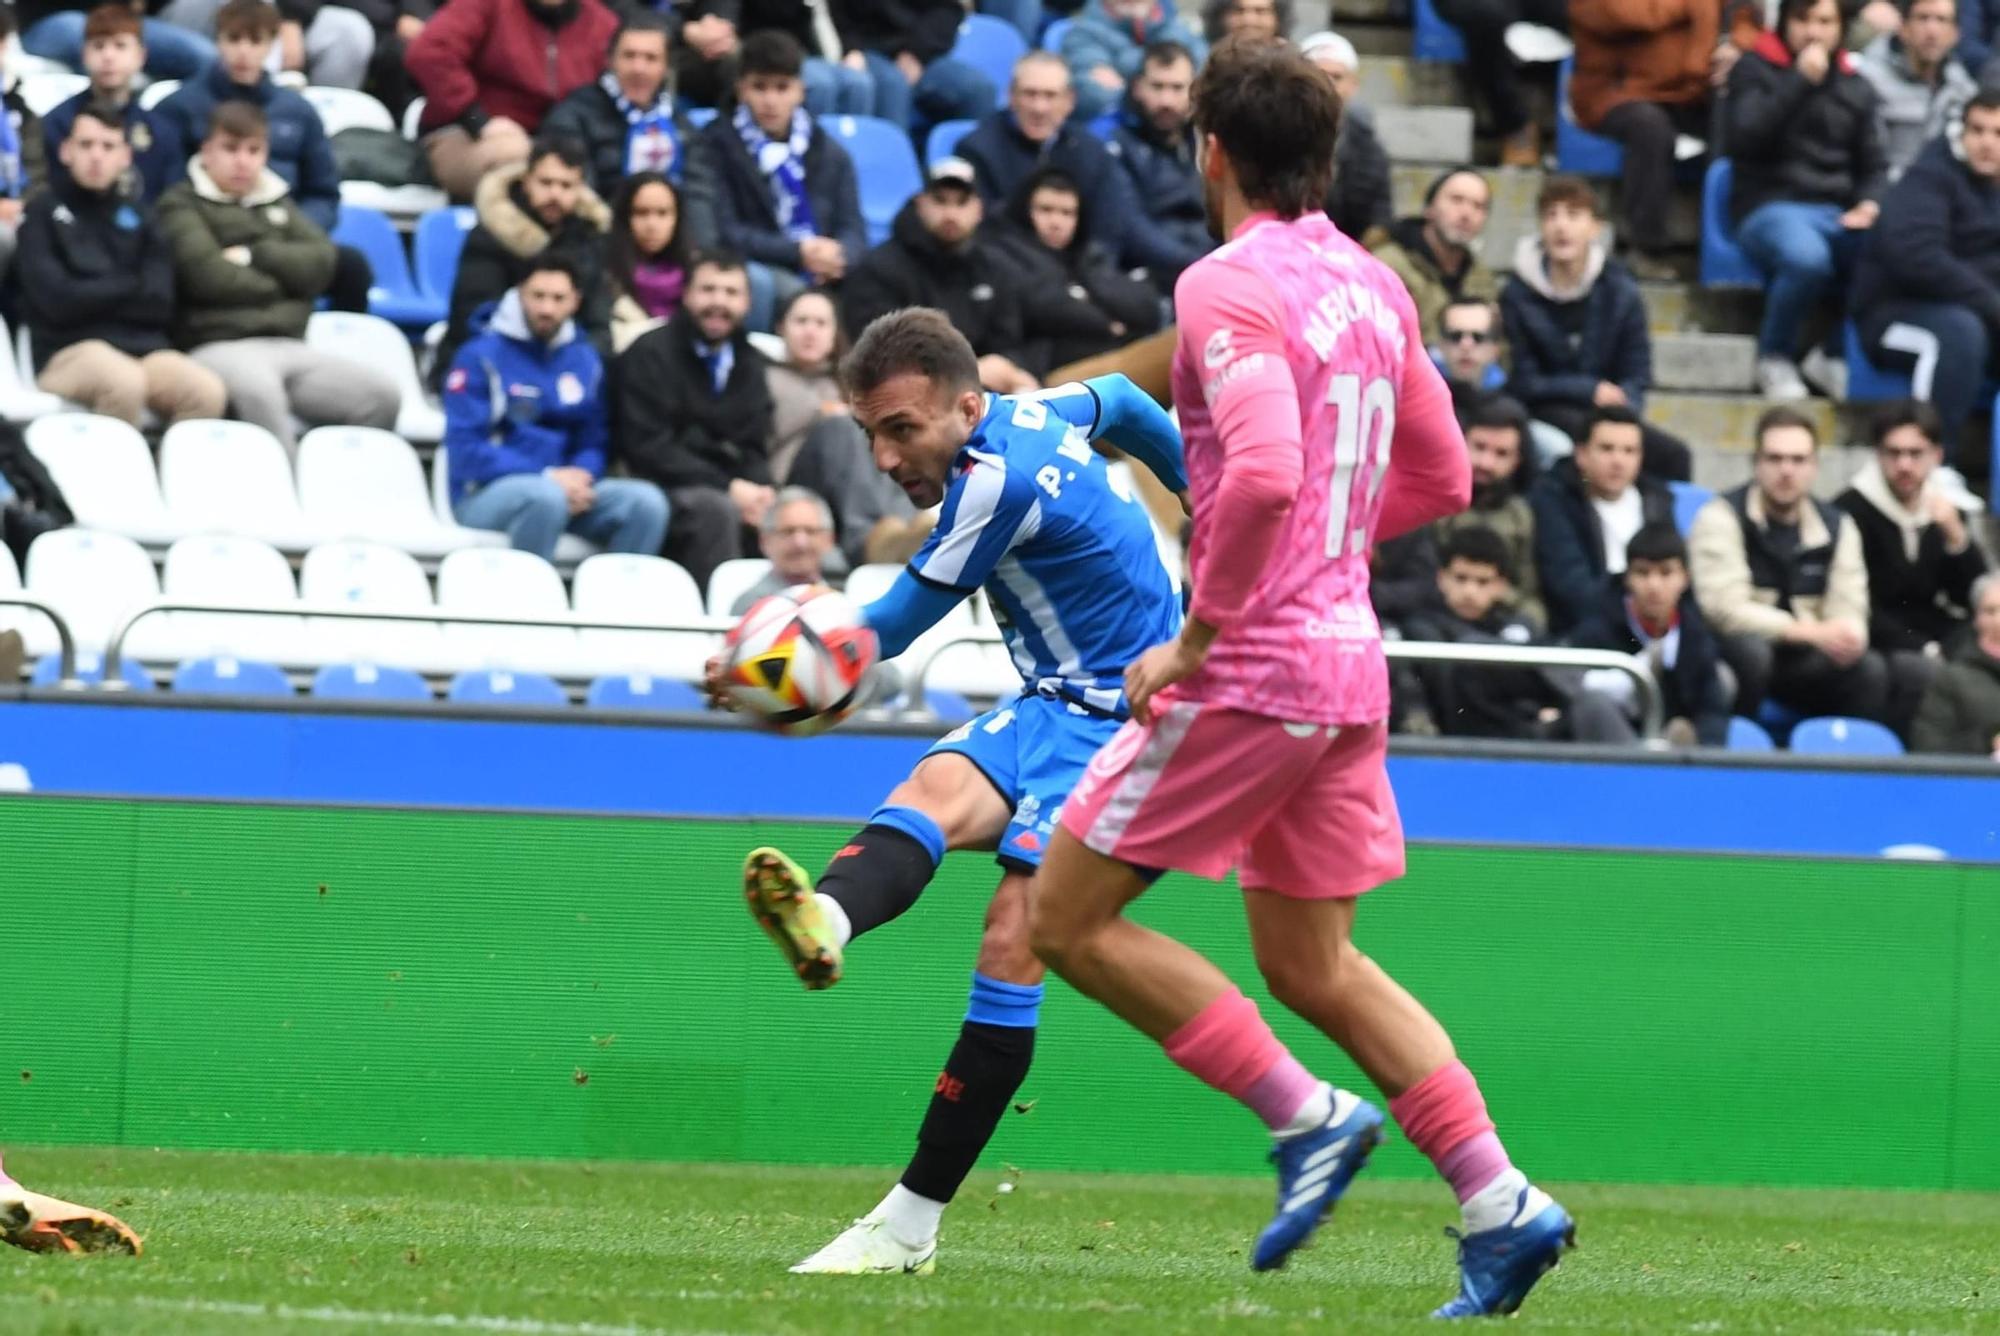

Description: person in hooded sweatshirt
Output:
[442,255,669,563]
[1500,175,1692,482]
[1857,0,1974,182]
[990,166,1164,376]
[18,100,227,426]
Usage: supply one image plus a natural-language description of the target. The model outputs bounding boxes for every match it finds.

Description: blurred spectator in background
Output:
[1429,0,1568,167]
[1062,0,1207,123]
[730,487,841,613]
[1201,0,1287,42]
[958,51,1134,258]
[1408,527,1638,742]
[1530,406,1675,634]
[43,6,186,204]
[734,0,875,118]
[662,0,739,109]
[1435,394,1544,628]
[764,289,925,567]
[1723,0,1885,401]
[1691,407,1890,722]
[1569,0,1718,278]
[0,10,49,284]
[405,0,619,201]
[1911,572,2000,755]
[1106,38,1210,292]
[993,166,1164,373]
[1372,167,1498,348]
[153,0,376,90]
[1858,0,1972,180]
[692,30,865,335]
[340,0,434,120]
[1850,90,2000,450]
[22,0,217,80]
[1567,523,1733,746]
[1299,31,1392,246]
[1434,296,1506,397]
[607,172,689,353]
[19,102,227,426]
[440,136,611,381]
[1501,176,1692,481]
[615,249,775,588]
[842,157,1040,393]
[159,101,398,454]
[980,0,1046,45]
[830,0,997,136]
[544,16,703,196]
[443,257,669,562]
[1836,400,1989,720]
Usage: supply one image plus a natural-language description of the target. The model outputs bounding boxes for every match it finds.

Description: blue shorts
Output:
[927,693,1123,871]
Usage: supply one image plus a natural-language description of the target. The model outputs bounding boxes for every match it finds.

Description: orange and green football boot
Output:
[0,1163,142,1256]
[743,846,843,990]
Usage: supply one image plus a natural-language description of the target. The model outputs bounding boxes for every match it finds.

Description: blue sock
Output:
[965,971,1044,1028]
[868,804,946,867]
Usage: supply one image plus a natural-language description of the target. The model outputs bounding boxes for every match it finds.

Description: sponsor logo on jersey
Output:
[445,367,468,393]
[1203,327,1234,368]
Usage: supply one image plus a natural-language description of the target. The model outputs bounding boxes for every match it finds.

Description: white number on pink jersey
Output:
[1323,374,1397,559]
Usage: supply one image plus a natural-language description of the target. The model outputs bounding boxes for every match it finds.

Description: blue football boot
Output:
[1432,1184,1574,1318]
[1250,1089,1385,1271]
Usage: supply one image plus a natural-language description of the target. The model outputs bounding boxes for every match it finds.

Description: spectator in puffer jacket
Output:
[1500,176,1692,482]
[1061,0,1207,122]
[1723,0,1886,402]
[1105,39,1210,292]
[990,166,1165,374]
[405,0,620,202]
[1858,0,1974,181]
[1850,91,2000,448]
[1300,31,1393,246]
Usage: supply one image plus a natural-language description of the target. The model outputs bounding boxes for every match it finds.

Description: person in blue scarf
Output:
[688,28,865,332]
[0,6,51,282]
[543,13,712,222]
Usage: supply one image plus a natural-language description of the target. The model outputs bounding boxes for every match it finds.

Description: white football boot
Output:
[790,1215,937,1275]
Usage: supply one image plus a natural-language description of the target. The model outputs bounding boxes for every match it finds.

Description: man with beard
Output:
[1371,167,1499,347]
[1107,38,1212,291]
[1434,394,1545,628]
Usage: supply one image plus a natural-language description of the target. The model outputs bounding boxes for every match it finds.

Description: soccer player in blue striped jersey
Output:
[724,308,1186,1275]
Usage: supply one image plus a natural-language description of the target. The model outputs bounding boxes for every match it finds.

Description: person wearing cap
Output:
[1060,0,1207,123]
[1370,166,1500,348]
[840,156,1041,393]
[1300,30,1392,246]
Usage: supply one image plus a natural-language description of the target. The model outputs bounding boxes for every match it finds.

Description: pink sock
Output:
[1389,1060,1513,1203]
[1163,987,1320,1131]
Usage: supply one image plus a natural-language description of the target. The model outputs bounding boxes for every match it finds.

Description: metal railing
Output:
[0,596,78,686]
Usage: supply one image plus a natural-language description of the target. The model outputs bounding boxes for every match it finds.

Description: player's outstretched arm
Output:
[858,572,966,661]
[1376,305,1473,542]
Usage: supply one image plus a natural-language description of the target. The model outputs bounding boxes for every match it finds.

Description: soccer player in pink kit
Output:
[1029,37,1574,1319]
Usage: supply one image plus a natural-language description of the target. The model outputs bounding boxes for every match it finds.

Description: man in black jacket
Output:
[1527,405,1676,634]
[615,249,776,588]
[1301,31,1392,245]
[438,134,612,383]
[1106,40,1209,294]
[1501,176,1691,480]
[18,101,226,426]
[688,30,864,329]
[841,157,1040,393]
[1850,90,2000,448]
[989,166,1163,375]
[543,15,706,196]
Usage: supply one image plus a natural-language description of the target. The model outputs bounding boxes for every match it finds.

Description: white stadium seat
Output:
[17,72,87,116]
[706,557,772,617]
[428,447,594,563]
[305,311,445,443]
[0,542,50,661]
[571,553,715,682]
[22,528,162,655]
[842,562,1015,701]
[25,414,185,547]
[0,312,68,422]
[158,535,308,667]
[159,419,328,552]
[297,426,488,558]
[435,548,583,677]
[299,540,449,672]
[138,79,180,108]
[302,84,394,135]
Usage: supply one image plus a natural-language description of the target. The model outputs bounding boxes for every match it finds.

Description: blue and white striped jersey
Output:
[896,378,1185,717]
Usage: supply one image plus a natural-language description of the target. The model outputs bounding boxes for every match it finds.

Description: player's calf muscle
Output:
[973,876,1043,985]
[887,754,1013,849]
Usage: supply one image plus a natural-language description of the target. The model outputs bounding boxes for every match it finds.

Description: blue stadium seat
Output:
[1667,480,1713,534]
[413,206,477,306]
[30,651,155,690]
[1555,60,1623,178]
[586,673,706,711]
[1412,0,1468,63]
[1789,715,1905,757]
[1755,697,1801,746]
[312,662,433,701]
[331,205,445,329]
[926,118,976,166]
[1041,16,1073,52]
[1842,320,1912,404]
[951,13,1028,107]
[447,668,568,708]
[1726,716,1775,751]
[823,115,925,247]
[685,106,717,128]
[173,656,293,697]
[1699,159,1763,288]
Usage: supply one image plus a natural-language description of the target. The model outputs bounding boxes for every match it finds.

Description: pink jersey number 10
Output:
[1323,374,1397,559]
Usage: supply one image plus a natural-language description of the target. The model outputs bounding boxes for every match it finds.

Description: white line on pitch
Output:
[104,1297,731,1336]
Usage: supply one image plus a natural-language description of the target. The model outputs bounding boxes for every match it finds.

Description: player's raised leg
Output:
[0,1153,141,1256]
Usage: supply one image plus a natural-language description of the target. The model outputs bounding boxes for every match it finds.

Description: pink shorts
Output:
[1060,701,1405,896]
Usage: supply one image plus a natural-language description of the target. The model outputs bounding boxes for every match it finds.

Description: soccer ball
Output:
[720,585,880,736]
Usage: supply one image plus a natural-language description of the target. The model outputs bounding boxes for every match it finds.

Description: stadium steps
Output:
[1654,332,1758,394]
[1376,105,1476,165]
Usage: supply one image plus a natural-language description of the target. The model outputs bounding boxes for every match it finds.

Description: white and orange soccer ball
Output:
[719,585,880,736]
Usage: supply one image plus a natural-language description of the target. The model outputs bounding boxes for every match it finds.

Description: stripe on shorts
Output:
[1084,701,1202,855]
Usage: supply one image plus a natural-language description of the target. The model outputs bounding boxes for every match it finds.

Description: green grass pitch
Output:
[3,1147,1996,1335]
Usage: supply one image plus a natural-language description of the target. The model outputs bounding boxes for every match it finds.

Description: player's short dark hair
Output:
[1440,525,1514,583]
[72,99,129,138]
[1754,405,1820,453]
[205,99,268,143]
[689,246,747,281]
[1584,404,1643,440]
[1459,393,1530,440]
[1141,38,1196,72]
[611,12,670,54]
[521,253,582,290]
[1536,174,1600,218]
[844,307,982,401]
[1870,398,1944,449]
[739,28,804,80]
[1191,37,1341,220]
[527,134,589,175]
[1626,522,1687,569]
